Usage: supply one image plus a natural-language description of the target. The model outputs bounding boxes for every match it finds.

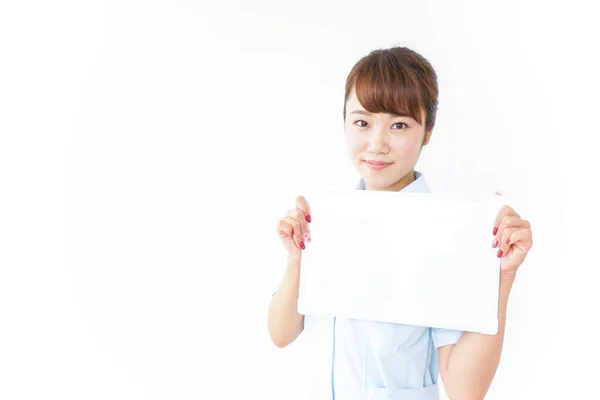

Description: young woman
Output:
[267,46,533,400]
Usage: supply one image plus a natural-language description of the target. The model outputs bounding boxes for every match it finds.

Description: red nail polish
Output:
[299,241,305,250]
[306,214,312,223]
[492,239,498,248]
[493,226,498,236]
[506,237,511,244]
[497,249,503,258]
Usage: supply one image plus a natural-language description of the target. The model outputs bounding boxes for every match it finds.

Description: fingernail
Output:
[299,241,305,250]
[505,237,511,244]
[303,232,310,242]
[492,239,498,248]
[497,249,503,258]
[305,214,312,223]
[493,226,498,235]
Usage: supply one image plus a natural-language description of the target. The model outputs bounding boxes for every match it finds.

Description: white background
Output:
[1,0,598,399]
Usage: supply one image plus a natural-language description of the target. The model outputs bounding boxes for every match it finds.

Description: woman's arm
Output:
[438,273,515,400]
[267,256,305,348]
[439,201,532,399]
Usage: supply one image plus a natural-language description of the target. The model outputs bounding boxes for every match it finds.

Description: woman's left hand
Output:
[492,201,533,276]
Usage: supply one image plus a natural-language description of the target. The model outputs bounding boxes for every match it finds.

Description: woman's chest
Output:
[334,318,431,356]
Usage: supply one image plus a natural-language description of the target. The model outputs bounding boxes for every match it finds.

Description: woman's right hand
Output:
[277,196,311,261]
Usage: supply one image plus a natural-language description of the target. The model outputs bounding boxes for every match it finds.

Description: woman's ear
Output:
[422,130,433,145]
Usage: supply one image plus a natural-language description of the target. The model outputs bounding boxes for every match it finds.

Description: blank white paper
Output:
[297,190,504,335]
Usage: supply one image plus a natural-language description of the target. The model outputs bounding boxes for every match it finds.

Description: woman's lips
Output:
[364,160,393,171]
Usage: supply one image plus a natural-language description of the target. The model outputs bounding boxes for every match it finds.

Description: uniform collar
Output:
[357,171,430,194]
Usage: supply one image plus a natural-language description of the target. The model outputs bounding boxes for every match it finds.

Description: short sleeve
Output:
[432,328,463,349]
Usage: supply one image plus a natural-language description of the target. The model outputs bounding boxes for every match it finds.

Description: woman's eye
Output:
[354,120,368,128]
[392,122,408,130]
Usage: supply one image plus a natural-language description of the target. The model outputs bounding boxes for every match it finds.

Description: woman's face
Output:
[344,90,430,191]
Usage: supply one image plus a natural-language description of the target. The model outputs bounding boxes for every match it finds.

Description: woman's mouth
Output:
[364,160,393,171]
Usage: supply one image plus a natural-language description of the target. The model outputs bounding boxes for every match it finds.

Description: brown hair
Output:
[343,46,439,131]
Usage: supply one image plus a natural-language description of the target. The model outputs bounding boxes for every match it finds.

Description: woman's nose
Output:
[367,127,389,154]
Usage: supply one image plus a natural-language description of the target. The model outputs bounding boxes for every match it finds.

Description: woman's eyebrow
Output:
[350,110,371,116]
[389,112,413,118]
[350,110,412,118]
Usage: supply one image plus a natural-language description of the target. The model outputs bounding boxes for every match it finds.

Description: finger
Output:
[288,208,310,243]
[276,219,295,243]
[493,205,520,235]
[495,215,530,245]
[497,227,519,257]
[296,196,312,223]
[507,228,533,252]
[281,216,305,250]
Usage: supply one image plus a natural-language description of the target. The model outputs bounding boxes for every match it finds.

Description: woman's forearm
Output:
[268,257,305,348]
[442,273,516,400]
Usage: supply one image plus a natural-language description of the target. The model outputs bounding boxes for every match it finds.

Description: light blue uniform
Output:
[300,172,463,400]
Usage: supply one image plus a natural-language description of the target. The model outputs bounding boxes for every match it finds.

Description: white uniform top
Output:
[300,172,464,400]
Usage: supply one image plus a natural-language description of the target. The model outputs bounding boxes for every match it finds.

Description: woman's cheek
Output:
[393,135,421,155]
[346,133,365,154]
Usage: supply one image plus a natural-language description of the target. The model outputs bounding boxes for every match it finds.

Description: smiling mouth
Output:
[364,160,393,170]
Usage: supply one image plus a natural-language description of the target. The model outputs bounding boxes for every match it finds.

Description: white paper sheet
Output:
[297,190,504,334]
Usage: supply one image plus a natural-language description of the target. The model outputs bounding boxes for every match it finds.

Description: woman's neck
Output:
[366,170,416,192]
